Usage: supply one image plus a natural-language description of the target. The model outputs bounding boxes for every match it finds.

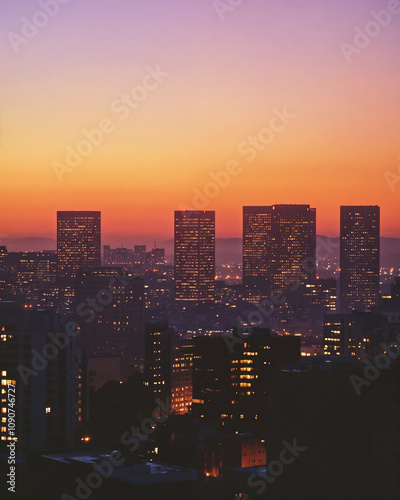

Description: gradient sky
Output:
[1,0,399,245]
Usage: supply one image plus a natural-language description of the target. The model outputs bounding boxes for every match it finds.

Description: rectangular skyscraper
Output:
[57,211,101,279]
[174,211,215,303]
[75,267,145,379]
[243,206,273,291]
[340,205,380,312]
[243,205,316,293]
[0,303,78,451]
[145,323,177,401]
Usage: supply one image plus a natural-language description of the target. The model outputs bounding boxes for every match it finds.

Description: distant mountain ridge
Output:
[163,236,400,268]
[1,236,399,268]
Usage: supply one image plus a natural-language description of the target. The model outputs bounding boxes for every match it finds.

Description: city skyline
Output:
[2,204,398,254]
[1,1,399,497]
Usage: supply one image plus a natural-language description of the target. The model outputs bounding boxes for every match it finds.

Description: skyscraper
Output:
[147,247,166,272]
[340,205,380,312]
[0,303,78,451]
[243,206,273,291]
[171,339,193,415]
[74,267,145,379]
[191,331,300,427]
[243,205,316,293]
[145,323,177,401]
[174,211,215,303]
[57,211,101,279]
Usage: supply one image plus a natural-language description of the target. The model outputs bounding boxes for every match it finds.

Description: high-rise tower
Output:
[243,204,316,293]
[57,211,101,279]
[340,205,380,312]
[174,211,215,303]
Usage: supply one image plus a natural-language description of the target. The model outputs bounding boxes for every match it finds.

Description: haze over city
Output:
[1,1,400,499]
[1,0,400,243]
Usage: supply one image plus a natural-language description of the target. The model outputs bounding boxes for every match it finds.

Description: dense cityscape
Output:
[1,0,400,498]
[0,206,399,499]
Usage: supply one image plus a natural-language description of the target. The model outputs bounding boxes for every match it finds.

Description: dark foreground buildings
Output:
[0,302,78,452]
[74,267,145,381]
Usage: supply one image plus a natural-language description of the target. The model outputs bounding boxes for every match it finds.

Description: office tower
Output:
[242,206,273,291]
[323,311,393,359]
[0,247,8,297]
[74,267,145,379]
[0,246,7,269]
[191,337,231,419]
[57,211,101,279]
[340,206,380,312]
[192,331,300,428]
[144,323,176,400]
[5,251,57,307]
[147,248,166,272]
[229,330,300,427]
[323,313,374,358]
[273,204,316,290]
[0,303,77,451]
[174,211,215,303]
[134,245,147,269]
[171,340,194,415]
[302,278,337,312]
[103,244,111,265]
[323,313,350,357]
[243,205,316,293]
[145,271,172,310]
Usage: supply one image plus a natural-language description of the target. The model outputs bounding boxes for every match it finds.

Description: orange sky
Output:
[1,0,399,243]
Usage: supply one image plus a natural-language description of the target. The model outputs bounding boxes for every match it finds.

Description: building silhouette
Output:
[174,211,215,303]
[191,331,300,432]
[74,267,145,380]
[171,339,193,415]
[57,211,101,280]
[243,204,316,293]
[145,322,177,401]
[340,205,380,312]
[0,302,78,452]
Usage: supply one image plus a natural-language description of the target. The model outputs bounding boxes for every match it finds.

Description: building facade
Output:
[0,303,78,452]
[57,211,101,280]
[74,267,145,379]
[174,211,215,303]
[340,205,380,312]
[243,205,316,294]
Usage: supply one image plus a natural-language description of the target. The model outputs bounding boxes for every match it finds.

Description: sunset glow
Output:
[1,0,399,244]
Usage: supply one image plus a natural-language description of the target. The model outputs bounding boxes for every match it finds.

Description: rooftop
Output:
[40,448,198,485]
